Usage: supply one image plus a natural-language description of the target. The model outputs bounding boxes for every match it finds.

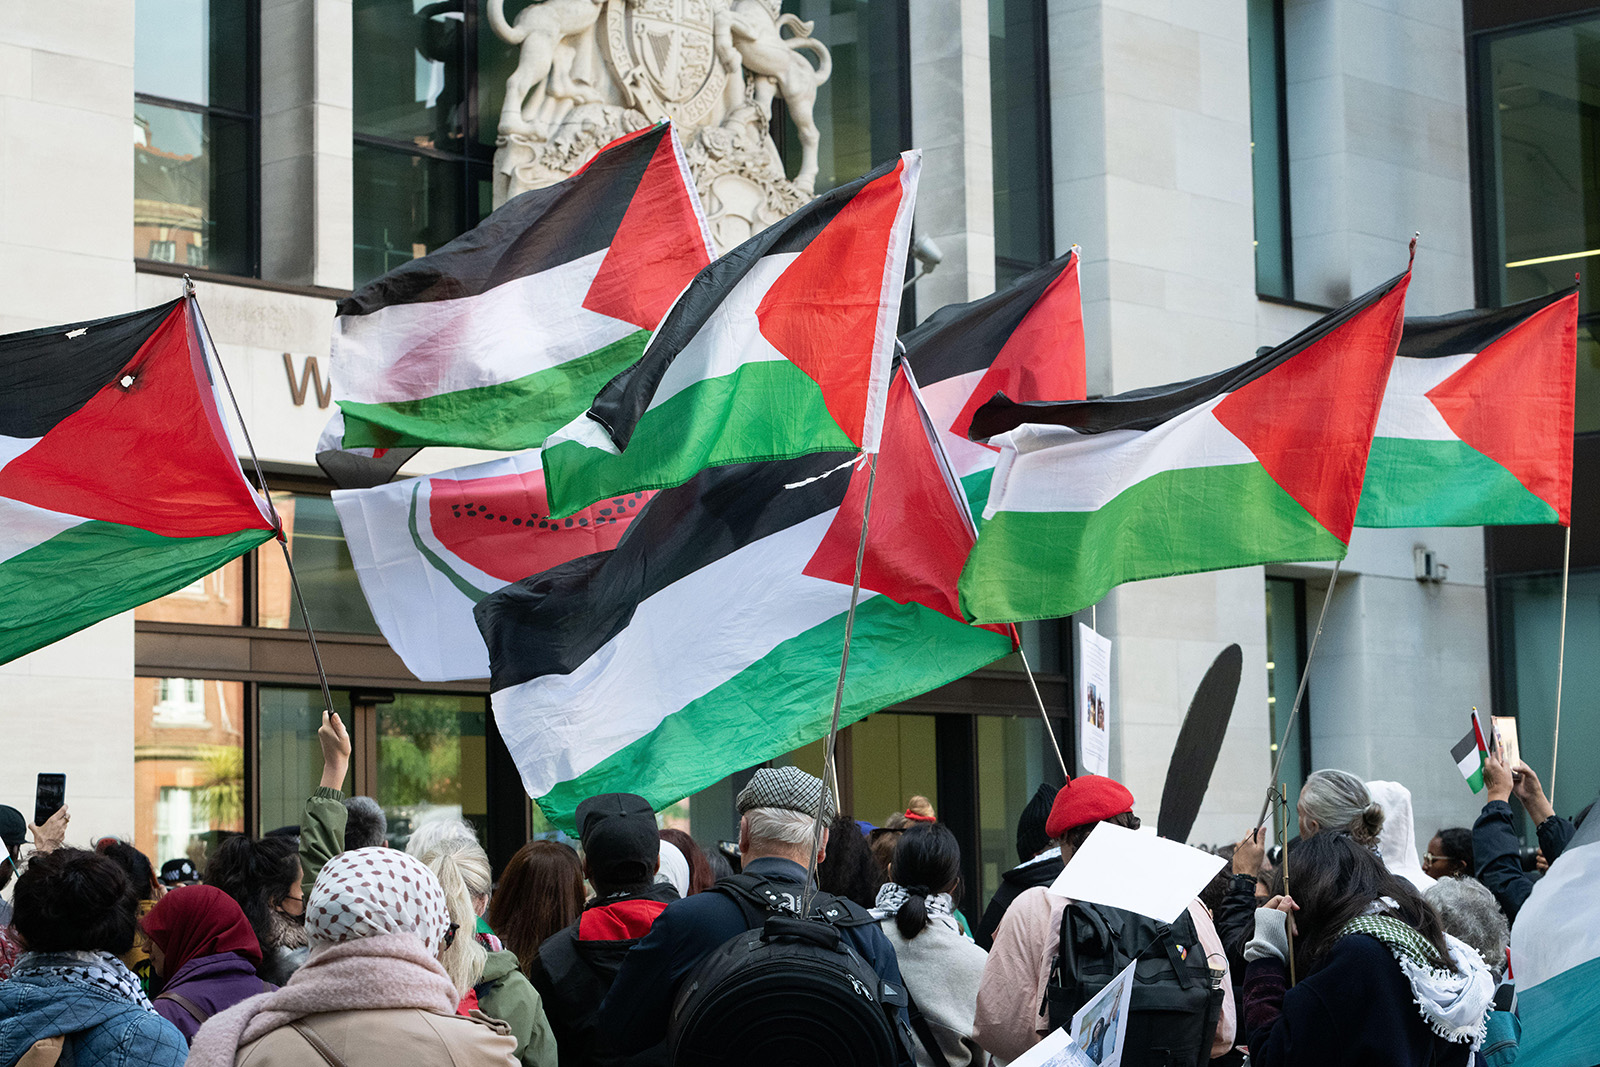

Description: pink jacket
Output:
[972,887,1235,1064]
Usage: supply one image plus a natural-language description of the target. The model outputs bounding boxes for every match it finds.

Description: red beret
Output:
[1045,775,1135,839]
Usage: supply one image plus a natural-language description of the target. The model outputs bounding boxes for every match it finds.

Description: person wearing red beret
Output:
[971,775,1237,1064]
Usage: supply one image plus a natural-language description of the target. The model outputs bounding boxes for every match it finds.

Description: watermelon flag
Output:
[0,299,276,663]
[959,266,1411,624]
[331,122,713,452]
[1450,710,1492,793]
[1355,287,1578,528]
[540,151,921,519]
[332,452,651,681]
[478,365,1013,829]
[901,248,1087,513]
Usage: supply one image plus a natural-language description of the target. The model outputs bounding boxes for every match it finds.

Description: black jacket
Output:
[1472,799,1576,922]
[974,853,1063,950]
[528,881,678,1067]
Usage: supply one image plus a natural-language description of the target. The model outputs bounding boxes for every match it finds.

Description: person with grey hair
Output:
[595,766,911,1063]
[1297,768,1385,847]
[342,796,388,850]
[1425,876,1509,982]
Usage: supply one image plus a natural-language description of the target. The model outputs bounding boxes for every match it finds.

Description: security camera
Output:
[912,235,943,271]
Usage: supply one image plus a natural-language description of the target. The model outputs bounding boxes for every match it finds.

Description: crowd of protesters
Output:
[0,705,1585,1067]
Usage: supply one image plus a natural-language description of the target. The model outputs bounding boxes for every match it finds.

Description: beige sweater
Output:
[972,888,1235,1065]
[878,913,990,1067]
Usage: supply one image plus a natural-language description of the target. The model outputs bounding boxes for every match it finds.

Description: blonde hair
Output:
[1299,769,1384,846]
[406,818,491,998]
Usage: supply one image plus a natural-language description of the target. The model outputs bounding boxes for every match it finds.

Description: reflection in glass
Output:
[376,693,490,848]
[136,557,246,626]
[258,687,354,835]
[353,143,467,286]
[848,712,938,828]
[990,0,1053,288]
[353,0,467,148]
[256,493,380,634]
[134,102,252,275]
[1248,0,1291,300]
[134,0,250,110]
[1264,577,1306,824]
[135,676,246,870]
[975,714,1062,905]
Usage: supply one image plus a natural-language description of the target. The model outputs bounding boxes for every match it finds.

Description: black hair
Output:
[1274,832,1455,976]
[342,796,388,851]
[1061,810,1141,859]
[888,823,962,941]
[12,847,140,955]
[95,839,158,901]
[1434,827,1473,870]
[205,835,301,961]
[817,814,884,910]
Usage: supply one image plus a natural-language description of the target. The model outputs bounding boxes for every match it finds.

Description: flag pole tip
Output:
[181,273,196,297]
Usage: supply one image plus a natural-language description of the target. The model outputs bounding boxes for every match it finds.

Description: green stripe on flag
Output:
[543,358,858,519]
[0,520,273,663]
[960,461,1348,624]
[533,596,1012,831]
[340,329,652,451]
[961,467,995,518]
[1356,435,1558,528]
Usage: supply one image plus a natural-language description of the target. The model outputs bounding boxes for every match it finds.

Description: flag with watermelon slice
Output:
[1355,287,1578,528]
[959,266,1411,624]
[901,248,1087,513]
[540,151,921,519]
[478,365,1014,829]
[331,123,713,452]
[0,299,277,664]
[332,452,652,681]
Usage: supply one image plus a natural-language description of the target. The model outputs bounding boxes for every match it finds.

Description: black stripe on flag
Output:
[0,299,180,439]
[969,268,1411,441]
[1399,286,1577,359]
[1450,730,1477,764]
[901,252,1075,385]
[586,157,903,451]
[475,450,857,691]
[337,125,669,317]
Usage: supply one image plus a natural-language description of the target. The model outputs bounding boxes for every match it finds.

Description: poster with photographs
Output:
[1004,958,1138,1067]
[1076,622,1111,776]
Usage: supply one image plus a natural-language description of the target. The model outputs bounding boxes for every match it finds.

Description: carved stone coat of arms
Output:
[486,0,832,252]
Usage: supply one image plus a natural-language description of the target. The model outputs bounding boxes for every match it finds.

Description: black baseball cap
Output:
[0,805,25,851]
[159,858,200,886]
[575,793,660,886]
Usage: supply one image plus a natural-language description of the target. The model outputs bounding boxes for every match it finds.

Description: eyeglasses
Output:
[1422,852,1454,866]
[442,922,460,950]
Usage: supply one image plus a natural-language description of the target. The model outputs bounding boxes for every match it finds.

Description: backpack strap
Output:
[155,990,211,1026]
[291,1020,353,1067]
[905,990,953,1067]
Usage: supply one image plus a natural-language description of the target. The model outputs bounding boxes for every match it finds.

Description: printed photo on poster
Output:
[1492,716,1520,768]
[1076,622,1111,776]
[1071,959,1136,1066]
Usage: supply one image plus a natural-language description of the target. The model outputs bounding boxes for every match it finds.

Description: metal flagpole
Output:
[1551,524,1571,806]
[803,451,881,913]
[185,279,337,716]
[1020,648,1071,780]
[1258,560,1342,828]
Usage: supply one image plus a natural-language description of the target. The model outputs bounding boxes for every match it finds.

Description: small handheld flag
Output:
[1452,708,1492,793]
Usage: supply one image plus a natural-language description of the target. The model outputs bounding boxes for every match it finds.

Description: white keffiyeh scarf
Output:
[873,881,956,923]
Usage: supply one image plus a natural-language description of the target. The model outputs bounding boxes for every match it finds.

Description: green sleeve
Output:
[299,786,347,897]
[481,970,560,1067]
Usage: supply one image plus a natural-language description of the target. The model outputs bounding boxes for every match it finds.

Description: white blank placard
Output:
[1048,823,1226,924]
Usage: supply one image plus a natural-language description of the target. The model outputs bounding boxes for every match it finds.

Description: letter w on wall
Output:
[284,353,332,409]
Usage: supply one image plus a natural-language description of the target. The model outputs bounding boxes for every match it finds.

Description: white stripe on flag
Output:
[917,370,1000,479]
[492,511,871,796]
[332,248,639,405]
[1456,750,1480,780]
[983,397,1257,519]
[860,151,921,453]
[0,495,92,568]
[1371,353,1475,442]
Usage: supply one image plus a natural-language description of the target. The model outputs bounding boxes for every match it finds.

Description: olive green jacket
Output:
[477,948,559,1067]
[298,786,347,898]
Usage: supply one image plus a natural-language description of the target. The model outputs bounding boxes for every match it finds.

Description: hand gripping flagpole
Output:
[184,278,337,718]
[1257,560,1341,828]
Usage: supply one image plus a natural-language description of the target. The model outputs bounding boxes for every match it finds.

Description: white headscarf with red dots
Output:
[306,847,450,955]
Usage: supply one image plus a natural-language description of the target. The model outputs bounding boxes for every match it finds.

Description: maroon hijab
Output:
[142,884,262,977]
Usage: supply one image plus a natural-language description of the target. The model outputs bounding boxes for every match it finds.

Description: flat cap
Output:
[737,766,834,819]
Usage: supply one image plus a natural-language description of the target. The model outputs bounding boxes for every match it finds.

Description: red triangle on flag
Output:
[583,131,712,331]
[1213,275,1410,543]
[757,159,907,446]
[804,372,1010,636]
[950,255,1088,441]
[1426,293,1577,525]
[0,305,272,538]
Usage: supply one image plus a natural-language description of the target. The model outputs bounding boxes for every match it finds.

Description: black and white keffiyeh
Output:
[873,881,956,923]
[14,949,156,1012]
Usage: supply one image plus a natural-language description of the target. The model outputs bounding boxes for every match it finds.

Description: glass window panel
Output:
[1264,577,1307,824]
[1248,0,1291,299]
[256,492,380,634]
[258,687,354,835]
[847,712,938,827]
[375,693,490,849]
[988,618,1063,674]
[135,0,250,111]
[135,557,246,625]
[134,103,252,275]
[974,714,1063,905]
[1494,570,1600,837]
[990,0,1052,287]
[353,0,467,149]
[353,142,466,287]
[135,676,247,870]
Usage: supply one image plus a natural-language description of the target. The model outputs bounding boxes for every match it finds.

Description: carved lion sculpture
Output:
[714,1,831,195]
[487,0,607,136]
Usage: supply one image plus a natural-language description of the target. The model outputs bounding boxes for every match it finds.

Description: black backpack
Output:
[667,874,911,1067]
[1045,901,1226,1067]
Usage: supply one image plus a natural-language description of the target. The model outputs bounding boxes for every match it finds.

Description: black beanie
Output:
[1016,783,1060,862]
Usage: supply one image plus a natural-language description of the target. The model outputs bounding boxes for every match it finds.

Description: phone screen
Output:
[34,773,65,827]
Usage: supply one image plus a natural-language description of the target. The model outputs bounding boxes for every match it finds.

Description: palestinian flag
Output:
[331,123,713,451]
[478,366,1013,829]
[314,412,421,489]
[332,452,651,681]
[902,249,1087,513]
[1356,288,1577,528]
[0,299,276,664]
[959,268,1411,624]
[540,152,921,519]
[1451,711,1492,793]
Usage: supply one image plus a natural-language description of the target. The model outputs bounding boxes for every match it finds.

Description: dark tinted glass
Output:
[991,0,1053,288]
[135,0,251,111]
[352,0,467,149]
[134,102,253,274]
[1248,0,1291,299]
[353,142,466,286]
[256,492,380,634]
